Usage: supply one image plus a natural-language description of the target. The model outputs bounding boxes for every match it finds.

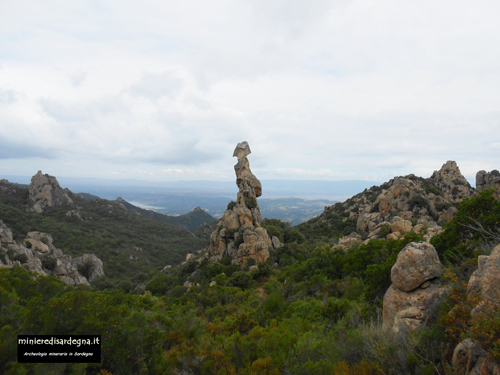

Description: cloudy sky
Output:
[1,0,499,185]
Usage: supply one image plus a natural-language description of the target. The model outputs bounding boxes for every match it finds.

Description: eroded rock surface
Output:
[0,219,103,285]
[476,170,500,199]
[383,242,445,332]
[28,171,74,213]
[207,142,273,265]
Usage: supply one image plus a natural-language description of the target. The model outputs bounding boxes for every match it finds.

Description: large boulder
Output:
[391,242,442,292]
[383,282,444,332]
[383,242,445,332]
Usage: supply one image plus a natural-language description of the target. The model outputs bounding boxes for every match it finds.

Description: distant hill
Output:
[117,198,216,231]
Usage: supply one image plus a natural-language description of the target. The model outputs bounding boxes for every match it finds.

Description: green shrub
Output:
[229,271,252,289]
[245,198,258,209]
[227,201,236,210]
[41,255,57,271]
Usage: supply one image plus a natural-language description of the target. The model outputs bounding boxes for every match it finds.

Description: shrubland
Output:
[1,190,500,374]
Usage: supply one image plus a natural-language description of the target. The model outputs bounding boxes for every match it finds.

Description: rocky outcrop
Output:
[452,338,500,375]
[383,242,445,333]
[28,171,74,213]
[207,142,274,265]
[319,161,473,245]
[476,170,500,199]
[467,244,500,307]
[0,220,103,285]
[430,160,475,203]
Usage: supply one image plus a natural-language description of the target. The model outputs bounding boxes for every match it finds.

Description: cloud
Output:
[0,138,56,160]
[0,88,16,104]
[128,71,184,100]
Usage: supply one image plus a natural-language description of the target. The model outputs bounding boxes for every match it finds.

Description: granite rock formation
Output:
[452,338,500,375]
[467,244,500,311]
[320,161,475,246]
[207,142,273,265]
[0,219,103,285]
[28,170,74,213]
[383,242,445,333]
[476,169,500,199]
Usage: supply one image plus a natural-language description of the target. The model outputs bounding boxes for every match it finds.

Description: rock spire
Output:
[207,142,276,265]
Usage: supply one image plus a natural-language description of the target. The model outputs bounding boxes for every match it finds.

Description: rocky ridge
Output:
[207,142,278,265]
[0,219,104,285]
[310,161,476,246]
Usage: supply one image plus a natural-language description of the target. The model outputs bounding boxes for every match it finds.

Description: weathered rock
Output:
[476,170,500,199]
[72,254,105,282]
[390,217,413,235]
[28,171,74,213]
[452,338,500,375]
[467,245,500,305]
[207,142,271,265]
[430,161,475,203]
[271,236,282,249]
[383,281,445,331]
[0,220,14,244]
[391,242,442,292]
[0,222,103,286]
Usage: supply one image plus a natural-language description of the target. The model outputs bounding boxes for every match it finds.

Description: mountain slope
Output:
[298,161,475,242]
[0,176,209,289]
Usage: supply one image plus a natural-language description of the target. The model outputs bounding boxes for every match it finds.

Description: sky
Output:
[1,0,500,186]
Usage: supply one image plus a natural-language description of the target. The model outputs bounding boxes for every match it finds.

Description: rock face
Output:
[476,170,500,199]
[0,220,103,285]
[467,244,500,306]
[207,142,273,265]
[452,338,500,375]
[28,171,74,213]
[383,242,445,332]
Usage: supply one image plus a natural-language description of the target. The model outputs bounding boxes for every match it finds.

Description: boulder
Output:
[383,281,444,331]
[390,218,413,235]
[391,242,442,292]
[452,338,500,375]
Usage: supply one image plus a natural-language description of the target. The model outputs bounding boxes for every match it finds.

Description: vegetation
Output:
[1,184,500,374]
[0,187,209,290]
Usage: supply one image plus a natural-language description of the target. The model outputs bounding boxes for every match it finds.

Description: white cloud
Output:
[0,0,499,184]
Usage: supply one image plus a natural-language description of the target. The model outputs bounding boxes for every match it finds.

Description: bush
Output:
[229,271,252,289]
[41,255,57,271]
[227,201,236,210]
[245,198,258,209]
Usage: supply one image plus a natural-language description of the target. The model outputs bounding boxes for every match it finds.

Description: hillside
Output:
[0,174,210,289]
[2,161,500,375]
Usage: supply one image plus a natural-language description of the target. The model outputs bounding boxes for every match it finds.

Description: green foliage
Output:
[229,271,252,289]
[245,197,258,209]
[432,189,500,262]
[40,255,57,271]
[227,201,236,210]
